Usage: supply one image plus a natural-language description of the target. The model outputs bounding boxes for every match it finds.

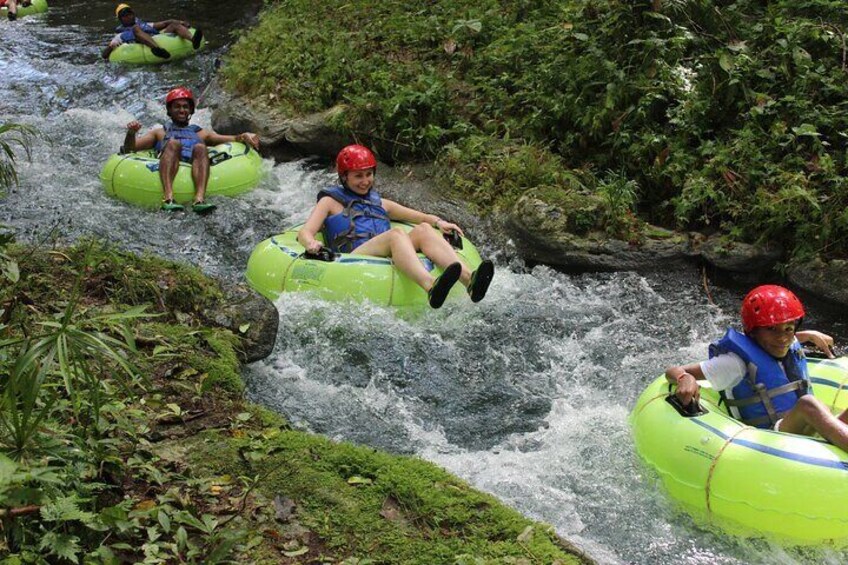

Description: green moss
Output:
[1,241,586,563]
[186,430,585,564]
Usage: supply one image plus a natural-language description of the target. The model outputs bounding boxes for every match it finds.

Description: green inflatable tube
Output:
[108,28,205,64]
[100,141,263,209]
[1,0,48,18]
[631,356,848,545]
[245,222,484,307]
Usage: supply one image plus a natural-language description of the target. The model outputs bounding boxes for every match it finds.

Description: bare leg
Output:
[134,26,161,50]
[779,395,848,452]
[353,228,437,291]
[163,22,193,41]
[406,223,472,285]
[190,143,209,203]
[159,140,182,202]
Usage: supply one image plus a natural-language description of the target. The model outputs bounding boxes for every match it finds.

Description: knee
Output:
[387,227,411,242]
[410,223,434,238]
[192,143,207,156]
[794,394,826,416]
[163,140,182,153]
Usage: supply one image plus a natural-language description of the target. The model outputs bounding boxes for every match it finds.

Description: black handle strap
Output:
[443,230,463,250]
[665,394,707,418]
[302,247,336,262]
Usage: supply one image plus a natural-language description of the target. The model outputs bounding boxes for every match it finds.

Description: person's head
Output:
[115,3,134,24]
[741,284,805,358]
[336,144,376,194]
[165,87,195,126]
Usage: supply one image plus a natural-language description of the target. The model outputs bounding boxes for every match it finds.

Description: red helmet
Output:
[336,144,377,175]
[165,87,195,113]
[741,284,805,333]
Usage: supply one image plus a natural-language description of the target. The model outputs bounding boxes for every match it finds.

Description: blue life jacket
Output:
[709,327,809,428]
[115,18,158,36]
[155,123,203,161]
[318,185,391,253]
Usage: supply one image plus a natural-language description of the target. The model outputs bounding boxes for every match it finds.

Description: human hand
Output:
[238,132,260,150]
[675,373,700,406]
[797,330,835,358]
[436,219,464,237]
[126,120,142,133]
[304,240,323,254]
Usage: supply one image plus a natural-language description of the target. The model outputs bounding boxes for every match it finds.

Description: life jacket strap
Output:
[327,199,389,253]
[724,379,807,425]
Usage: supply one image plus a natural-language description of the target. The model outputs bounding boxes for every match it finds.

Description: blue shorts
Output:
[111,23,158,46]
[157,144,204,163]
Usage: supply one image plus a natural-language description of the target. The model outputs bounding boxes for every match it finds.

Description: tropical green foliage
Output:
[0,240,583,563]
[223,0,848,261]
[0,241,250,562]
[0,121,34,195]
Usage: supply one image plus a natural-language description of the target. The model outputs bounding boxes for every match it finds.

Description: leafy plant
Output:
[0,121,35,194]
[224,0,848,261]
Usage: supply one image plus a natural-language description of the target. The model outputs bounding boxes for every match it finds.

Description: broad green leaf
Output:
[792,123,820,137]
[719,52,734,72]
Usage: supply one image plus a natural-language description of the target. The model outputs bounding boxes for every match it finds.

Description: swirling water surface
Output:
[2,4,847,563]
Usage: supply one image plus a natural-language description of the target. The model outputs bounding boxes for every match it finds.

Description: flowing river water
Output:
[2,3,847,563]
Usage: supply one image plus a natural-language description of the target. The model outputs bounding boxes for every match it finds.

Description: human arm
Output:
[381,199,464,236]
[296,198,334,254]
[796,330,835,358]
[665,363,705,406]
[201,130,260,150]
[122,121,160,152]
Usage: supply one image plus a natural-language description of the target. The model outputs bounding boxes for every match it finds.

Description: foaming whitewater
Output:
[246,268,848,564]
[3,4,848,564]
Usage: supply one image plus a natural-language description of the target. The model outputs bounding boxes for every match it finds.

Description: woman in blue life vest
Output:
[666,285,848,452]
[121,86,260,213]
[297,144,495,309]
[102,3,203,60]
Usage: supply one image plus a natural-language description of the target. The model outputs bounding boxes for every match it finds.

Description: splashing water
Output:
[3,4,848,563]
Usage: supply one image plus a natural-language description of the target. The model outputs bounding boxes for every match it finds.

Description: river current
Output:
[1,3,846,563]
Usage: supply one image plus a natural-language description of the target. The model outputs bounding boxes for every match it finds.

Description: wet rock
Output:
[206,78,348,160]
[505,192,786,275]
[202,282,279,362]
[694,233,782,273]
[787,258,848,306]
[505,193,693,271]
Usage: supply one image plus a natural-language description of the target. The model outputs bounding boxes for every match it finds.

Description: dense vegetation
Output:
[224,0,848,262]
[0,240,587,563]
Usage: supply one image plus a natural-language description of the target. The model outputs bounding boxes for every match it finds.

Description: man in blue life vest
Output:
[297,144,495,309]
[666,284,848,452]
[122,86,260,214]
[102,3,203,60]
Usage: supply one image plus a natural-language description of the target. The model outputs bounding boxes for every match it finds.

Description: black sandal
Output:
[428,262,462,309]
[151,46,171,59]
[192,28,204,49]
[467,260,494,303]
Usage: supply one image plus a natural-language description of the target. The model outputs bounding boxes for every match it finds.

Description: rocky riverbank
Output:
[0,240,592,563]
[208,80,848,311]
